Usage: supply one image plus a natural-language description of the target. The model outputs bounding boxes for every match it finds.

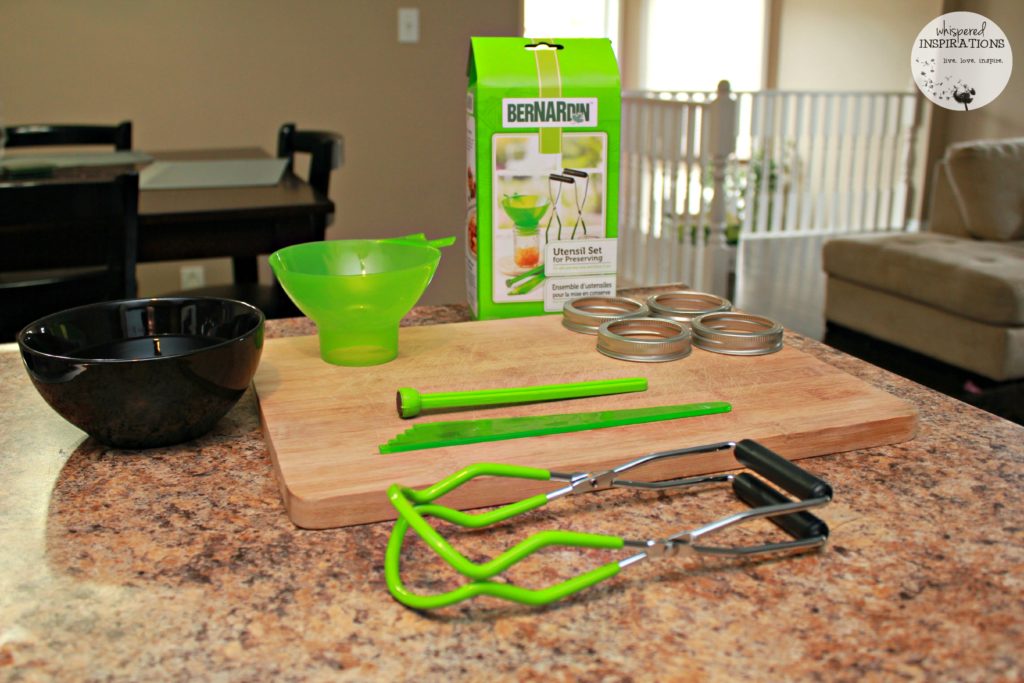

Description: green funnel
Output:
[501,194,551,229]
[270,234,454,366]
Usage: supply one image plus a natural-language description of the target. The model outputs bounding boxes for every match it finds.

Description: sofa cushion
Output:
[944,138,1024,241]
[822,232,1024,325]
[928,161,972,238]
[826,277,1024,381]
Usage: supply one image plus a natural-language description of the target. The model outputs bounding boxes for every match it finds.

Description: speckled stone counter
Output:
[1,291,1021,682]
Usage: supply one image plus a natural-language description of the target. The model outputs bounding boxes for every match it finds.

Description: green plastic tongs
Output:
[386,440,833,609]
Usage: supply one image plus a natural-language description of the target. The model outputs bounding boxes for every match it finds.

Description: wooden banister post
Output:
[706,79,737,297]
[901,91,925,232]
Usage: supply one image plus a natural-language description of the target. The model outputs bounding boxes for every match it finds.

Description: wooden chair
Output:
[0,174,139,341]
[3,121,132,150]
[181,124,344,319]
[277,122,344,199]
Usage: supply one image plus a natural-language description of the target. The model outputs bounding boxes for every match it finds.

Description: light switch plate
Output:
[398,7,419,44]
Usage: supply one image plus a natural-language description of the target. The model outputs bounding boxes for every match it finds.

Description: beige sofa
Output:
[823,138,1024,382]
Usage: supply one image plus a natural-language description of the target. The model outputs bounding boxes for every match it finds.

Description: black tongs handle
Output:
[732,473,830,541]
[735,439,833,500]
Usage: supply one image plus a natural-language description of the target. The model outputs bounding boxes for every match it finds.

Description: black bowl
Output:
[17,298,264,449]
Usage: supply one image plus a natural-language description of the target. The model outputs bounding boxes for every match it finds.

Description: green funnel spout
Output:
[501,194,551,229]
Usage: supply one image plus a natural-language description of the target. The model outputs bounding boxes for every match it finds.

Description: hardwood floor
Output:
[732,234,1022,425]
[620,232,1021,423]
[734,234,829,340]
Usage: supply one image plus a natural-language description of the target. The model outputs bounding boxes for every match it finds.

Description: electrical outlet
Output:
[180,265,205,290]
[398,7,419,44]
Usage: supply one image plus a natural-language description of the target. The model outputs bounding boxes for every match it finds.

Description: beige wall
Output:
[772,0,944,221]
[926,0,1024,194]
[0,0,520,305]
[774,0,944,91]
[774,0,1024,222]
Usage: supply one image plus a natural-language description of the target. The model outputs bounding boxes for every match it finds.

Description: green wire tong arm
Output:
[385,442,835,609]
[393,462,552,506]
[387,464,624,581]
[385,462,626,609]
[384,450,713,609]
[385,517,622,610]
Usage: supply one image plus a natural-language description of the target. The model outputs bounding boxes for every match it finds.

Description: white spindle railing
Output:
[619,83,925,294]
[619,90,716,290]
[737,89,922,237]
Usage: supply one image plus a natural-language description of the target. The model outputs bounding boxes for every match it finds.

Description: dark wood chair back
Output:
[171,125,343,321]
[0,174,139,341]
[3,121,133,150]
[276,123,343,197]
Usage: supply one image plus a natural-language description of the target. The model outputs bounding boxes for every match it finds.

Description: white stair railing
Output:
[619,90,716,291]
[619,82,925,295]
[738,89,923,237]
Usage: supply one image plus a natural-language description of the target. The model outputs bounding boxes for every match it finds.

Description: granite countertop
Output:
[1,292,1021,681]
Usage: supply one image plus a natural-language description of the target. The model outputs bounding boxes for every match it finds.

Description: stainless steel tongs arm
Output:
[547,174,573,241]
[547,441,737,499]
[682,496,830,541]
[555,440,833,565]
[563,168,589,237]
[618,493,831,563]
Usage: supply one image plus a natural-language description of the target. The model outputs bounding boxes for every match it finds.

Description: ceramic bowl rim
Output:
[16,296,265,365]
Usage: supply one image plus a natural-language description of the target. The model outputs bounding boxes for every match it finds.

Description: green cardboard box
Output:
[465,37,621,319]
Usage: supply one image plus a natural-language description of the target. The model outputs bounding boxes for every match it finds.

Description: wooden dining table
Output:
[137,148,333,282]
[22,147,335,284]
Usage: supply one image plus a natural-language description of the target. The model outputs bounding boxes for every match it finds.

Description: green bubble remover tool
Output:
[395,377,649,419]
[379,401,731,453]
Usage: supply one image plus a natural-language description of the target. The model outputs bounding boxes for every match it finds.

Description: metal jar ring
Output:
[563,296,648,335]
[691,312,784,356]
[646,291,732,325]
[596,317,692,362]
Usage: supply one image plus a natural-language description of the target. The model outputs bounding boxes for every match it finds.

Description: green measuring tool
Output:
[378,402,732,454]
[396,377,648,418]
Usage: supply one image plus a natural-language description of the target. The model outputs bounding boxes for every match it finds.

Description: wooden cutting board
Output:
[253,315,917,529]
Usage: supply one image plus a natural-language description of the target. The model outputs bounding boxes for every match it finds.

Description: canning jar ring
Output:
[646,291,732,324]
[563,296,648,335]
[691,312,784,356]
[596,317,691,362]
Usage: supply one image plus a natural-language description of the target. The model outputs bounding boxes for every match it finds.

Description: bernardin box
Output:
[466,37,621,319]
